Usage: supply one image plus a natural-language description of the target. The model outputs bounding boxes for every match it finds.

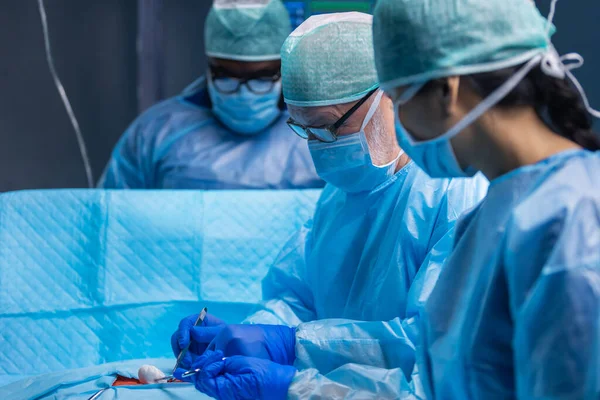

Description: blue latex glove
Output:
[194,324,296,365]
[175,350,296,400]
[171,313,226,368]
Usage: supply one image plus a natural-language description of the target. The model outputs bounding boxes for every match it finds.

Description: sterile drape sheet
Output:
[0,189,320,386]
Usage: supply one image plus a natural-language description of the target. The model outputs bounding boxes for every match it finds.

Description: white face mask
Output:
[208,77,282,135]
[309,90,402,193]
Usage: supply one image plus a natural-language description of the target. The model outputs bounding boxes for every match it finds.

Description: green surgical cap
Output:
[205,0,291,61]
[373,0,553,90]
[282,12,379,107]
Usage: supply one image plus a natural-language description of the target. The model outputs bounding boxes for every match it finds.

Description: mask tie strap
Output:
[361,90,385,131]
[545,0,558,36]
[542,0,600,119]
[540,49,600,119]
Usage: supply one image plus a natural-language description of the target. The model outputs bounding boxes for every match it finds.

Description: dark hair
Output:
[424,65,600,151]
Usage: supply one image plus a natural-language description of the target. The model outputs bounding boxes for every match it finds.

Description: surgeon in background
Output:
[99,0,323,190]
[372,0,600,398]
[171,13,488,399]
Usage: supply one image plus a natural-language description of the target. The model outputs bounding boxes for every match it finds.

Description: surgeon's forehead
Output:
[287,104,344,126]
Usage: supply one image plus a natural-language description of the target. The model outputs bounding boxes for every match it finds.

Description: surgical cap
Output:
[373,0,552,90]
[204,0,291,61]
[281,12,379,107]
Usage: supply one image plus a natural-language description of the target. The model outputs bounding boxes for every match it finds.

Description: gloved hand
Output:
[171,313,226,368]
[197,323,296,365]
[175,350,296,400]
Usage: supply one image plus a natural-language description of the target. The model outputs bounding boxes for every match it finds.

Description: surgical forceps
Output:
[155,307,209,383]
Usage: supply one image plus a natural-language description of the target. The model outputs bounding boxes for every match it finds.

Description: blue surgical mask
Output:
[208,77,282,135]
[309,91,402,193]
[392,82,475,178]
[394,116,471,178]
[392,53,563,178]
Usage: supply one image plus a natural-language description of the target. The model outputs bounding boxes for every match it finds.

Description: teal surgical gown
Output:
[422,149,600,399]
[98,77,323,190]
[245,162,489,398]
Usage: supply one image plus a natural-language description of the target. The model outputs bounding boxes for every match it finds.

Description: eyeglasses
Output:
[209,67,281,95]
[287,88,378,143]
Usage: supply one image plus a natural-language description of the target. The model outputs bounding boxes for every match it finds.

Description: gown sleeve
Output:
[507,192,600,399]
[244,221,317,326]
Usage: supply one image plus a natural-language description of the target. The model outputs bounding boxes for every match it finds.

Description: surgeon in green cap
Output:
[372,0,600,398]
[99,0,322,190]
[171,12,488,400]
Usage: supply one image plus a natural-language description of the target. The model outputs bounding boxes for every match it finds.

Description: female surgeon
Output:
[372,0,600,398]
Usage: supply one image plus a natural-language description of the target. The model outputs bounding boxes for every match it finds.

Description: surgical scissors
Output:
[178,357,226,380]
[181,368,202,378]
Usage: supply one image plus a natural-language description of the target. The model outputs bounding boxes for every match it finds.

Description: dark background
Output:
[0,0,597,191]
[0,0,211,191]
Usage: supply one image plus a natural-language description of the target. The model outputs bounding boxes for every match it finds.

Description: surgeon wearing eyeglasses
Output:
[170,13,488,399]
[99,0,323,190]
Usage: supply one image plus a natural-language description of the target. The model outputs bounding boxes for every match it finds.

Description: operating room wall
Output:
[0,1,210,192]
[162,1,211,100]
[0,1,138,191]
[0,1,597,191]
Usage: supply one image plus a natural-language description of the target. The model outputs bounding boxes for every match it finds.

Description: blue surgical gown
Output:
[98,77,323,190]
[422,149,600,399]
[245,162,489,398]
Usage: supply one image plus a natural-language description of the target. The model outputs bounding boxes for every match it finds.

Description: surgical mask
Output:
[392,56,545,178]
[393,48,600,179]
[393,81,477,178]
[394,116,473,179]
[309,91,402,193]
[208,77,282,135]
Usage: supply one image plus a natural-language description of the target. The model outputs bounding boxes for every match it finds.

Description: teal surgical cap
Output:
[205,0,291,61]
[281,12,379,107]
[373,0,553,90]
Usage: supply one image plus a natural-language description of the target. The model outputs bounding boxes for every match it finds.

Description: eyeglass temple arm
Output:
[331,88,379,130]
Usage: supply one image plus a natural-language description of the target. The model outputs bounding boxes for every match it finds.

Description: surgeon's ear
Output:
[440,76,461,118]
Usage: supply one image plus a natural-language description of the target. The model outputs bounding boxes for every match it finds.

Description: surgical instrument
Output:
[154,307,209,384]
[172,307,208,375]
[87,388,107,400]
[181,368,202,378]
